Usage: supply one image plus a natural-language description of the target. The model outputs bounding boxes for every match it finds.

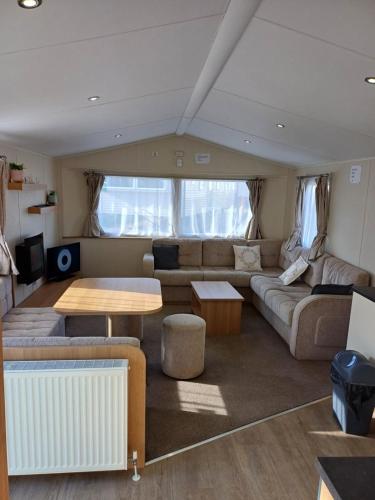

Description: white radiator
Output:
[4,359,128,475]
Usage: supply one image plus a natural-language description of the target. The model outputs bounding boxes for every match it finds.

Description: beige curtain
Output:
[82,171,105,237]
[285,178,305,250]
[309,175,330,261]
[0,158,18,275]
[245,178,264,240]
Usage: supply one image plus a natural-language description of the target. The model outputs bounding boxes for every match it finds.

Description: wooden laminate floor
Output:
[9,398,375,500]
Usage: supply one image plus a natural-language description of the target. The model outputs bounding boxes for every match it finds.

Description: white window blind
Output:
[98,176,174,236]
[177,179,251,238]
[301,178,317,248]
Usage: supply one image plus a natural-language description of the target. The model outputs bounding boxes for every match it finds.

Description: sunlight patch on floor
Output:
[177,381,228,415]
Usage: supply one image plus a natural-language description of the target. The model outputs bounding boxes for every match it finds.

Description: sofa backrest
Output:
[278,241,302,270]
[300,249,328,288]
[153,238,203,266]
[202,239,281,267]
[322,256,370,287]
[0,276,13,317]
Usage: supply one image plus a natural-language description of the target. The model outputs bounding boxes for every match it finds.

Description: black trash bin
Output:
[331,350,375,436]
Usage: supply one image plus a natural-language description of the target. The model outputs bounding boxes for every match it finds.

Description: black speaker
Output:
[47,242,80,280]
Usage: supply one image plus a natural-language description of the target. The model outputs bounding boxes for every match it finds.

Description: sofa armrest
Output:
[143,253,155,277]
[290,294,353,360]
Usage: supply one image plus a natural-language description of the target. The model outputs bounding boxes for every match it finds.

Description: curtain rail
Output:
[297,173,330,180]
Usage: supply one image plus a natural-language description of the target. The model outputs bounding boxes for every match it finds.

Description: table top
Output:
[316,457,375,500]
[191,281,244,301]
[53,277,163,316]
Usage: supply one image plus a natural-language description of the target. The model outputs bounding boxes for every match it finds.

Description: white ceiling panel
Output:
[1,89,192,142]
[7,118,181,157]
[197,90,375,162]
[0,17,221,118]
[188,118,328,166]
[0,0,228,55]
[215,18,375,138]
[257,0,375,59]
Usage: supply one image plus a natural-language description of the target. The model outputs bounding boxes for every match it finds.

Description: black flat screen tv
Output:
[16,233,45,285]
[47,242,80,280]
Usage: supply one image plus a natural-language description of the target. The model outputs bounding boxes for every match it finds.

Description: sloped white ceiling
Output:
[2,0,375,166]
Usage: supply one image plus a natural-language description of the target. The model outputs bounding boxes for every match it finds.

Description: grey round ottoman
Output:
[161,314,206,379]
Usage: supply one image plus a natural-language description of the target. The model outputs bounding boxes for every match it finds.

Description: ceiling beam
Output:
[176,0,262,136]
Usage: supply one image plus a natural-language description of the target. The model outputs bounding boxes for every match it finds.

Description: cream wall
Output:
[296,157,375,283]
[0,141,59,305]
[57,135,295,277]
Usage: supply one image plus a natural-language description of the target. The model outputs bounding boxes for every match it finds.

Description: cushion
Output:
[311,284,353,296]
[153,245,179,270]
[233,245,262,272]
[2,307,65,338]
[322,256,370,287]
[251,275,311,302]
[202,239,247,267]
[300,250,328,288]
[153,238,202,266]
[3,336,140,348]
[264,289,310,326]
[202,267,251,287]
[279,256,309,286]
[154,266,203,286]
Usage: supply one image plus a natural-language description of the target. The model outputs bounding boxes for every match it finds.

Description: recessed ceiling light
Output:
[114,134,122,139]
[244,139,251,144]
[276,123,285,128]
[18,0,42,8]
[88,96,100,102]
[365,77,375,85]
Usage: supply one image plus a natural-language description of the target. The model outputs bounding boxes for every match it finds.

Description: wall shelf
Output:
[27,205,57,215]
[8,182,47,191]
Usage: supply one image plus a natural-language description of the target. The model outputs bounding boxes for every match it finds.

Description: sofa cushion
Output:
[3,336,140,348]
[251,275,310,301]
[300,250,328,288]
[0,276,13,317]
[202,238,282,267]
[279,256,309,285]
[154,266,203,286]
[202,238,247,266]
[153,238,202,266]
[264,289,310,326]
[278,241,303,270]
[2,307,65,338]
[202,267,251,287]
[322,256,370,286]
[249,267,284,278]
[233,245,262,271]
[249,239,281,268]
[153,244,179,270]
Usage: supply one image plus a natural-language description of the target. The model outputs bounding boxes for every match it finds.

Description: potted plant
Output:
[9,162,24,183]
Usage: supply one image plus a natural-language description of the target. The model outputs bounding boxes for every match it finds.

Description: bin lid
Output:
[332,350,375,386]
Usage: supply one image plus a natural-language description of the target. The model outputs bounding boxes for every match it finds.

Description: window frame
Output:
[98,175,252,239]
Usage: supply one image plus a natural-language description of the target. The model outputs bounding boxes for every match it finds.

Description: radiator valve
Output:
[131,450,141,482]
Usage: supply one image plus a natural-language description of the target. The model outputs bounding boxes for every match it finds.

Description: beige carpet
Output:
[66,304,332,460]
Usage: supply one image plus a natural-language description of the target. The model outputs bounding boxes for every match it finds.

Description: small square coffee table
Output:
[191,281,244,336]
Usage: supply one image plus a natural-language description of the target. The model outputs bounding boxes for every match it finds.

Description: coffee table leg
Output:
[106,315,112,337]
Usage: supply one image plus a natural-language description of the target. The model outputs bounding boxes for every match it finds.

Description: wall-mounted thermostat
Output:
[195,153,210,165]
[350,165,362,184]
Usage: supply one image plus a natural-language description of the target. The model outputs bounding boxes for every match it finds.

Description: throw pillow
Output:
[153,245,179,270]
[311,284,353,296]
[233,245,262,272]
[279,256,309,285]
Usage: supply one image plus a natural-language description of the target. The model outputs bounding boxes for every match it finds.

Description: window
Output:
[177,179,251,237]
[98,176,174,236]
[301,178,317,248]
[98,176,252,238]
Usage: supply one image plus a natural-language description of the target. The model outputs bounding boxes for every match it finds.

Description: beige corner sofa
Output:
[143,238,370,360]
